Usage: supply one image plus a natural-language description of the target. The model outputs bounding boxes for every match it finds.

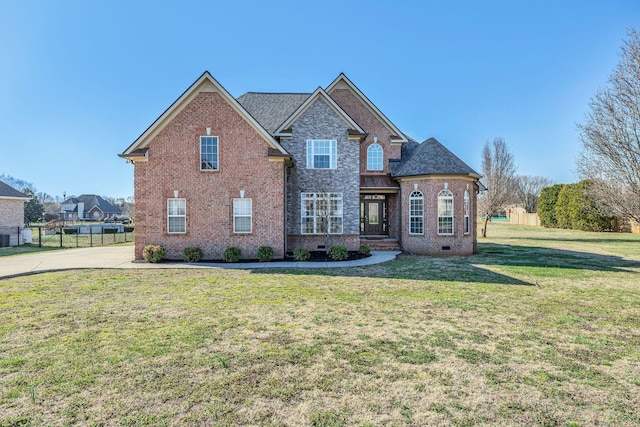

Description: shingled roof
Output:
[0,181,30,199]
[391,137,480,178]
[236,93,310,134]
[62,195,122,214]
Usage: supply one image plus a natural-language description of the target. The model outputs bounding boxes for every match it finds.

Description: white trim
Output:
[306,139,337,169]
[437,189,454,236]
[167,198,186,234]
[326,73,408,143]
[367,143,383,171]
[200,135,219,171]
[301,192,343,235]
[409,190,424,235]
[274,87,365,137]
[122,71,288,158]
[233,198,252,234]
[464,190,470,235]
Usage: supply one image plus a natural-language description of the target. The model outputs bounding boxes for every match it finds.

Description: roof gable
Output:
[120,71,288,160]
[326,73,408,143]
[61,194,122,213]
[392,137,480,178]
[273,87,365,137]
[0,181,30,199]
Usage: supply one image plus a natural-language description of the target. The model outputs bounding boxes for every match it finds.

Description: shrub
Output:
[103,227,118,234]
[257,245,273,262]
[62,227,77,235]
[183,247,203,262]
[538,184,564,227]
[293,247,310,262]
[329,245,348,261]
[143,245,165,263]
[224,246,242,262]
[124,226,134,233]
[358,244,371,256]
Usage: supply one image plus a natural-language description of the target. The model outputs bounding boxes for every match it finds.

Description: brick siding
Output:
[133,91,286,260]
[400,178,478,255]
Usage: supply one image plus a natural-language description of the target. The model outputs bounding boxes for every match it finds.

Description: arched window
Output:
[464,190,470,234]
[409,191,423,235]
[367,143,383,171]
[438,189,454,235]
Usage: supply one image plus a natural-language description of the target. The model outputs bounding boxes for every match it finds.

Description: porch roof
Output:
[360,175,400,192]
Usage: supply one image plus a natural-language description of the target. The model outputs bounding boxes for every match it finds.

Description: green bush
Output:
[293,247,310,262]
[103,227,118,234]
[257,245,273,262]
[62,227,77,235]
[358,244,371,256]
[329,245,348,261]
[143,245,165,263]
[538,184,564,227]
[183,247,203,262]
[224,246,242,262]
[124,226,134,233]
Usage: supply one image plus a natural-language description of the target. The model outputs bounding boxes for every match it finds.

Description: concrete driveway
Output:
[0,245,400,279]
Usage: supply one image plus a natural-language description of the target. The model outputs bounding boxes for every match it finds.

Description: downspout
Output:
[283,162,288,256]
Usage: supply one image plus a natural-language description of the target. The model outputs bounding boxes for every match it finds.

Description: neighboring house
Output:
[60,195,122,221]
[0,181,30,246]
[120,71,481,260]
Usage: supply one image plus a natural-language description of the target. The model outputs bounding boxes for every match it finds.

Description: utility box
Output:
[0,234,10,247]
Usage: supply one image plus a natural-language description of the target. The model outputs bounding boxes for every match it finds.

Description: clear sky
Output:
[2,0,639,199]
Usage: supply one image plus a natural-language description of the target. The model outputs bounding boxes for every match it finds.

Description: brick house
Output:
[0,181,30,246]
[120,71,481,260]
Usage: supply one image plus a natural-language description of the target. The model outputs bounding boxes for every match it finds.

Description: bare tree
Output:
[577,28,640,223]
[515,175,555,213]
[478,137,518,237]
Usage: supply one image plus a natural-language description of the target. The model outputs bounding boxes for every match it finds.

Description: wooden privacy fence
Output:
[509,213,541,226]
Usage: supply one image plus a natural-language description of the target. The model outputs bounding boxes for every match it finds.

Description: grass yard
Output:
[1,223,639,426]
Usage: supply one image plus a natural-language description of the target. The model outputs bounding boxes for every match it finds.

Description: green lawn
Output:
[1,223,639,426]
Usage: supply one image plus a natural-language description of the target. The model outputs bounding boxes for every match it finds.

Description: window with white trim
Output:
[301,193,343,234]
[409,191,424,235]
[367,143,383,171]
[233,198,252,234]
[306,140,337,169]
[438,189,454,235]
[167,198,186,234]
[200,136,219,170]
[464,190,470,234]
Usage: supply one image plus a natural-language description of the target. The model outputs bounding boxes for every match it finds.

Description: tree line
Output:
[479,29,640,236]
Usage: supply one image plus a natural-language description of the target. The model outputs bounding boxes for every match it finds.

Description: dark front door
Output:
[360,195,388,235]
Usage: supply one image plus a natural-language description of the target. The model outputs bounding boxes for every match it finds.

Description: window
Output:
[200,136,219,170]
[301,193,343,234]
[233,198,252,233]
[438,189,454,235]
[367,143,383,171]
[464,190,470,234]
[167,198,186,234]
[306,140,337,169]
[409,191,423,235]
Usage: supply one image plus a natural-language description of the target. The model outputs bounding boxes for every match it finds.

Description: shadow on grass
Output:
[253,242,639,287]
[476,242,640,273]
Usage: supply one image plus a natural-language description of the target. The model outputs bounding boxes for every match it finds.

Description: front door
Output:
[360,195,388,235]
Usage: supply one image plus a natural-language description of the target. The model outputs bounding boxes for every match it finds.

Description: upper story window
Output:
[306,140,337,169]
[409,190,424,235]
[464,190,470,234]
[167,198,186,234]
[200,136,219,171]
[438,189,454,235]
[367,143,383,171]
[233,198,252,234]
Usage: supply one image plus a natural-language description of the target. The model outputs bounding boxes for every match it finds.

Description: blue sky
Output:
[2,0,639,199]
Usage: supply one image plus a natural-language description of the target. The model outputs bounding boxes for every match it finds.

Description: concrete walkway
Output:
[0,245,401,280]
